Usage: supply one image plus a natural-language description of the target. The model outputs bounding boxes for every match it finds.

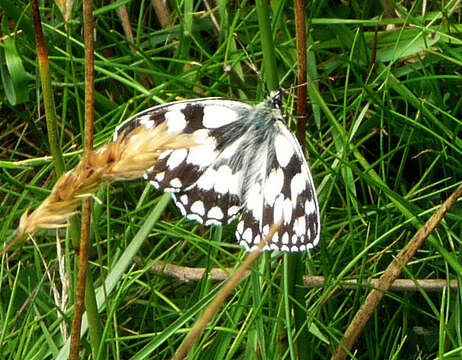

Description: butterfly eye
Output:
[273,92,282,109]
[268,90,283,110]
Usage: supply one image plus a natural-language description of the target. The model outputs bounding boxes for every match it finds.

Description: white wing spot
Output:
[242,228,253,244]
[283,198,292,225]
[228,171,243,195]
[282,232,289,244]
[207,206,224,220]
[205,219,222,226]
[167,149,188,169]
[249,245,260,252]
[187,143,217,167]
[313,235,320,247]
[193,129,209,142]
[294,216,306,236]
[170,178,182,188]
[213,167,242,195]
[187,213,203,223]
[262,224,270,236]
[164,108,187,133]
[305,199,316,214]
[155,172,165,182]
[281,245,290,251]
[191,201,205,216]
[246,183,263,220]
[271,232,279,245]
[214,165,233,193]
[176,202,186,215]
[196,168,216,191]
[237,221,244,234]
[228,205,241,217]
[273,195,284,223]
[139,116,155,129]
[180,194,188,205]
[291,245,299,252]
[291,234,298,244]
[264,168,284,206]
[203,105,239,128]
[241,242,250,251]
[275,134,295,167]
[159,150,172,160]
[150,180,160,189]
[290,173,306,203]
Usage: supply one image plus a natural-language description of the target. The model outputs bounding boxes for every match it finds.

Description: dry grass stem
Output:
[151,0,173,28]
[142,259,458,292]
[8,123,195,247]
[332,183,462,360]
[304,276,459,292]
[173,223,279,360]
[54,0,74,22]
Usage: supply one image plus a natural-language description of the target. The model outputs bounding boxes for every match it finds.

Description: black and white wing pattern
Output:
[114,92,320,251]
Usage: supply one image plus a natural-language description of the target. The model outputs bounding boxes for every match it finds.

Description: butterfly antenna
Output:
[233,33,262,79]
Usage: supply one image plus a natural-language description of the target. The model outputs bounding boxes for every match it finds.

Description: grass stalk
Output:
[173,224,279,360]
[69,0,98,358]
[255,0,279,91]
[294,0,308,147]
[30,0,65,176]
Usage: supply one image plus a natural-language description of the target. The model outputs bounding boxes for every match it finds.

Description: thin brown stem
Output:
[173,224,280,360]
[294,0,307,147]
[304,276,459,292]
[151,0,172,28]
[142,260,459,292]
[69,0,95,357]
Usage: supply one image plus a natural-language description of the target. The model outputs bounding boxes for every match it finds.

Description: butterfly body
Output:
[115,92,320,251]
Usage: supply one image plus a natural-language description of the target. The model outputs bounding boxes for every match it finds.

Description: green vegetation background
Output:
[1,1,462,359]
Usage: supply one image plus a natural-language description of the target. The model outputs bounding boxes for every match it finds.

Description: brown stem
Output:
[142,260,459,292]
[69,201,91,360]
[151,0,172,28]
[294,0,307,147]
[69,0,96,358]
[304,276,459,292]
[172,224,279,360]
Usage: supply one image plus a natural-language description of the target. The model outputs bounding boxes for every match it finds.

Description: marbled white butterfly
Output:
[115,92,320,251]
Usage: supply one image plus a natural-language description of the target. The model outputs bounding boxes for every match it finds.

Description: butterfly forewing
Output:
[115,93,320,252]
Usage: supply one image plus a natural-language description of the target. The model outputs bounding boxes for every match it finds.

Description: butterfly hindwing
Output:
[235,120,320,251]
[172,189,242,226]
[115,98,252,226]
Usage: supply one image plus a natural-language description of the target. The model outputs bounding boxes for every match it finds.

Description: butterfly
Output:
[114,91,320,252]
